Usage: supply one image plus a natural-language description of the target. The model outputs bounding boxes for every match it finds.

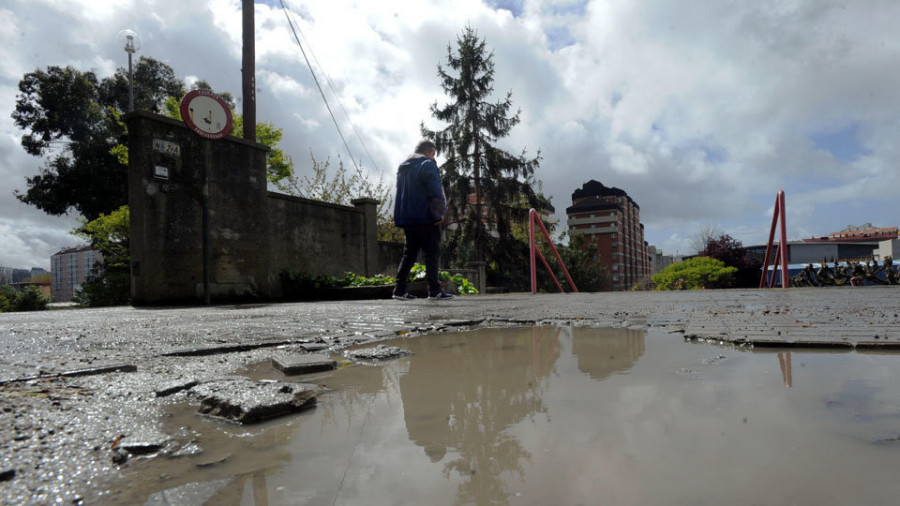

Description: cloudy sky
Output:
[2,0,898,269]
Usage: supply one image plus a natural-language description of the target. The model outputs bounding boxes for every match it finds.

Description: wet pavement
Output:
[2,288,900,504]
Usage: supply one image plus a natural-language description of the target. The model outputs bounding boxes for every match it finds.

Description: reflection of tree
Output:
[400,327,561,506]
[317,362,396,433]
[571,328,645,381]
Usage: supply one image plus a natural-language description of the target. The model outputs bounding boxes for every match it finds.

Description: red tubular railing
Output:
[759,191,789,289]
[529,209,578,294]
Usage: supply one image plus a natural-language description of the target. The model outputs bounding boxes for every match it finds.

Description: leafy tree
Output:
[98,56,183,114]
[556,234,611,292]
[422,27,545,277]
[73,205,130,270]
[652,257,737,290]
[71,206,130,306]
[274,154,403,242]
[698,234,761,288]
[13,61,294,220]
[12,58,183,220]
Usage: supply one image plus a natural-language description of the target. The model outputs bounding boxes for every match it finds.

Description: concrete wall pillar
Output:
[352,198,379,277]
[127,111,269,304]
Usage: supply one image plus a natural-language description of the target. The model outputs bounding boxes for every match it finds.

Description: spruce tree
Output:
[422,27,546,283]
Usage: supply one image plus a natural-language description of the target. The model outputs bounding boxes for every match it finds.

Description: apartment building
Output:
[566,180,651,291]
[50,245,103,302]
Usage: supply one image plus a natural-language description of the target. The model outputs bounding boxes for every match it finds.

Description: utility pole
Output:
[242,0,256,142]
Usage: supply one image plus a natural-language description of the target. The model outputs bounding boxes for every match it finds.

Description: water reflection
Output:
[778,352,793,387]
[572,327,645,381]
[399,326,644,505]
[114,327,900,506]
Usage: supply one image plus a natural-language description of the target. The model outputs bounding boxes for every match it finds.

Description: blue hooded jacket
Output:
[393,154,446,226]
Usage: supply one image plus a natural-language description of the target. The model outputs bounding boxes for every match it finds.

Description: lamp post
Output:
[118,30,140,112]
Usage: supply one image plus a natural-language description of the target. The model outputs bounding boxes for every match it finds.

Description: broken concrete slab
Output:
[155,380,200,397]
[272,353,336,375]
[298,342,329,352]
[115,429,174,457]
[0,364,137,385]
[162,340,294,357]
[344,344,412,362]
[190,378,319,424]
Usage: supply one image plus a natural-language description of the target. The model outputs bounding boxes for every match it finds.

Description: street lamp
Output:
[118,29,141,112]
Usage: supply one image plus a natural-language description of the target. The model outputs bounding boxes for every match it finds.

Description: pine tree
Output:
[422,27,546,281]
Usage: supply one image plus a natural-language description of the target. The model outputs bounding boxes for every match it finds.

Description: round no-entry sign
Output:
[180,89,233,140]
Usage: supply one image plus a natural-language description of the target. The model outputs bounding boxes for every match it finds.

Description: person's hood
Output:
[398,154,430,172]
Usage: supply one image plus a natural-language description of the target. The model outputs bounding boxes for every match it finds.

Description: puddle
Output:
[108,327,900,505]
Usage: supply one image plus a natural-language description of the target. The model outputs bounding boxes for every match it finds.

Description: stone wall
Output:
[126,111,394,305]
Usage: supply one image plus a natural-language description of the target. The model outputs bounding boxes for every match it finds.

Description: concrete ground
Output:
[2,287,899,504]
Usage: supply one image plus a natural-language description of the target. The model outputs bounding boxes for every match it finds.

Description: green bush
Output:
[3,285,51,312]
[452,274,479,295]
[651,257,737,290]
[280,265,479,299]
[410,264,479,294]
[73,271,130,307]
[0,285,16,312]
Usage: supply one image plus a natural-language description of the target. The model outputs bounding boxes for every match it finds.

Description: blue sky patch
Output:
[611,91,623,108]
[810,123,864,163]
[485,0,524,17]
[545,27,576,51]
[543,0,588,17]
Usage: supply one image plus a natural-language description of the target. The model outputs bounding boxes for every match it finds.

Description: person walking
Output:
[392,140,454,300]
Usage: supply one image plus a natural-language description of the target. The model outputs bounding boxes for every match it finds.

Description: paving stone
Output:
[344,345,412,362]
[272,353,336,375]
[298,342,329,352]
[191,378,319,424]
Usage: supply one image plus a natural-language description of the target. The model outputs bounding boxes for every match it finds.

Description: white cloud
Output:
[1,0,898,268]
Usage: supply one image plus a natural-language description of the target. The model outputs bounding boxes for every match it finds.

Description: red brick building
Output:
[566,180,650,291]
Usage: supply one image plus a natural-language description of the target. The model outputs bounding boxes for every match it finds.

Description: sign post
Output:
[180,90,233,304]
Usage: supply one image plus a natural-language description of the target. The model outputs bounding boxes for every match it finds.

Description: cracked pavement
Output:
[2,288,899,504]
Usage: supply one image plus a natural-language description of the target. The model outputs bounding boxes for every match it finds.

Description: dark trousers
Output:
[394,224,441,295]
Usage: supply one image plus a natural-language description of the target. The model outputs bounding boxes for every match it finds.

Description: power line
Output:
[278,0,381,174]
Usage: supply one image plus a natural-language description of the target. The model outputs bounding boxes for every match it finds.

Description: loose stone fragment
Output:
[272,353,336,375]
[344,345,412,362]
[299,342,329,352]
[191,378,319,424]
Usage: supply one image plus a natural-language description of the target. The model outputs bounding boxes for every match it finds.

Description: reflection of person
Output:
[392,140,453,300]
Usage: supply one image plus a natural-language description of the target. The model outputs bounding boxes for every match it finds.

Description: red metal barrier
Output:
[529,209,578,294]
[759,191,789,289]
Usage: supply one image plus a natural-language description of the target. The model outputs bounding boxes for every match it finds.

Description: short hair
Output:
[414,140,436,155]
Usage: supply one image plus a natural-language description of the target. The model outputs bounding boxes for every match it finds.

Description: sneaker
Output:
[428,291,455,300]
[392,292,417,300]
